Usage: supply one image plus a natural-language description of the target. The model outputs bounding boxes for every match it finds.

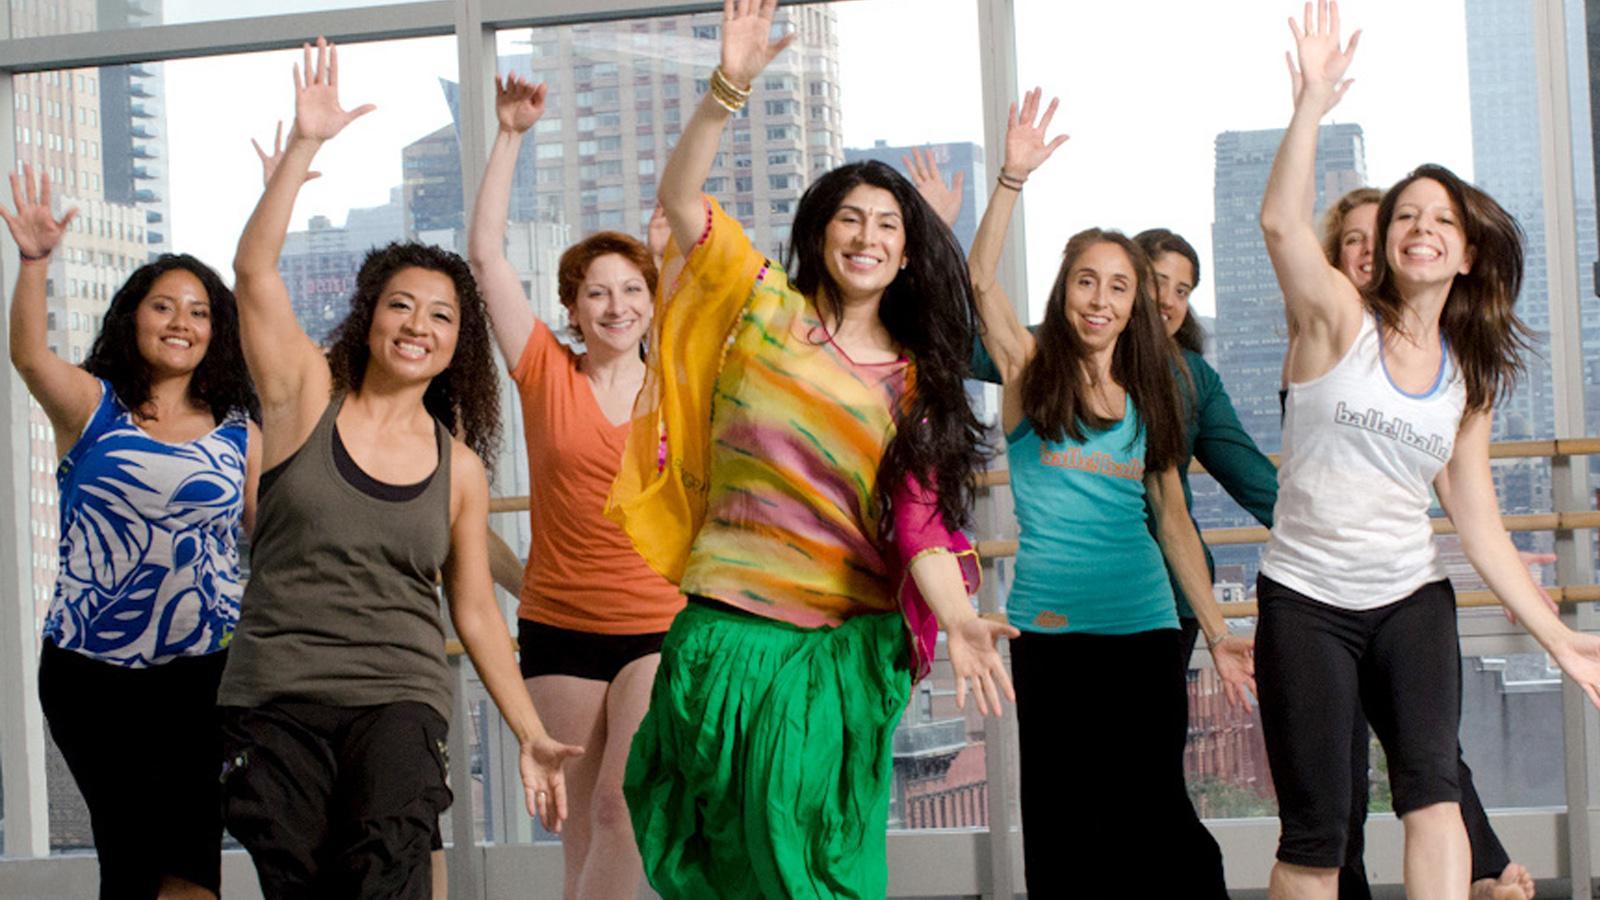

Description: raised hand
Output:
[903,147,964,229]
[0,164,78,261]
[252,121,321,187]
[947,614,1020,717]
[1003,87,1070,182]
[292,37,376,143]
[1286,0,1361,114]
[1212,636,1257,708]
[520,733,585,832]
[719,0,795,87]
[647,202,671,260]
[495,72,548,135]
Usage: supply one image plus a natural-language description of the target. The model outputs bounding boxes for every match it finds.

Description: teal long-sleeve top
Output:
[970,330,1278,617]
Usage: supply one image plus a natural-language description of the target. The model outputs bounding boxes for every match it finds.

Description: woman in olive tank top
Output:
[217,39,581,899]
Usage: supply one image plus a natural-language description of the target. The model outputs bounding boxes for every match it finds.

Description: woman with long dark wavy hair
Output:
[966,88,1255,898]
[607,3,1015,895]
[1257,4,1600,897]
[3,165,260,900]
[215,39,579,899]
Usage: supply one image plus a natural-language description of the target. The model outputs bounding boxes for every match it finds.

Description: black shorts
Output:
[37,640,227,897]
[1256,575,1462,869]
[517,618,666,682]
[220,701,452,899]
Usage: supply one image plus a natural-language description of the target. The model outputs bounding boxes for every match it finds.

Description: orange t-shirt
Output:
[511,320,683,634]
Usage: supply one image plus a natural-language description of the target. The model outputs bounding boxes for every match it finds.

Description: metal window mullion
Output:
[1532,0,1596,895]
[0,58,51,858]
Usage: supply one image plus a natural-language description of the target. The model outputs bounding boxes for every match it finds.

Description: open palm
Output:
[496,73,547,134]
[0,165,77,259]
[1287,0,1361,112]
[521,734,584,833]
[1003,87,1069,181]
[293,37,375,143]
[719,0,796,87]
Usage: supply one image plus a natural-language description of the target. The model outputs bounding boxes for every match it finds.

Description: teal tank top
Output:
[1005,396,1177,635]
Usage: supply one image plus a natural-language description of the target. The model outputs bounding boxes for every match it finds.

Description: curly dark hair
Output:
[785,159,989,535]
[324,242,502,471]
[83,253,260,424]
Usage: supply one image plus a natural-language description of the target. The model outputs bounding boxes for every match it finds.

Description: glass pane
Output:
[7,0,431,39]
[12,34,459,853]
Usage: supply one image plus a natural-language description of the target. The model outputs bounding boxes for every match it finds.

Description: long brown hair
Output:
[1366,164,1531,413]
[1020,229,1187,472]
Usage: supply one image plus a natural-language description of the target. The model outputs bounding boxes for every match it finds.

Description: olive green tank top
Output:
[219,396,453,720]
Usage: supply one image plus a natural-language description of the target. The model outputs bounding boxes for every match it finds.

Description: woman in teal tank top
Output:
[968,88,1257,898]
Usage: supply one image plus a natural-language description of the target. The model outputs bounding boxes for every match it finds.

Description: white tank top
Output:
[1261,312,1466,610]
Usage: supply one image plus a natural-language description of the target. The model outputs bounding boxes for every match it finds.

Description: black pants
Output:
[1257,577,1465,869]
[219,701,452,900]
[38,641,227,900]
[1013,628,1228,898]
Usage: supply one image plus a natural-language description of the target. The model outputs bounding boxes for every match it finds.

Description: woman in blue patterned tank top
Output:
[2,164,261,899]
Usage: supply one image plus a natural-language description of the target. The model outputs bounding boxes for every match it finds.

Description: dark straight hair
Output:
[1021,228,1187,473]
[1134,227,1204,355]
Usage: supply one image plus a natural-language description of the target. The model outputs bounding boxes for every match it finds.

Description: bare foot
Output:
[1470,863,1535,900]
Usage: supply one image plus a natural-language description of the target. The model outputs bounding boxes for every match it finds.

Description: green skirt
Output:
[623,600,911,899]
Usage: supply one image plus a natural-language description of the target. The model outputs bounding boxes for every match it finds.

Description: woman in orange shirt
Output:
[466,73,680,900]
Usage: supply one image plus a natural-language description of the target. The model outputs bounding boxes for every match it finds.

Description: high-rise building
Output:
[95,0,171,259]
[277,190,407,346]
[1464,0,1600,486]
[844,139,986,251]
[1210,123,1366,457]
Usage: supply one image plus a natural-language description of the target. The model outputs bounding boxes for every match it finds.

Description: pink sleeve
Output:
[890,474,981,683]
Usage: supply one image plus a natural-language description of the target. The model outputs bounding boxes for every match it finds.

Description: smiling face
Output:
[134,268,213,378]
[570,252,651,356]
[365,266,460,382]
[1338,201,1379,289]
[1061,240,1138,354]
[821,183,907,306]
[1151,250,1195,338]
[1384,178,1474,290]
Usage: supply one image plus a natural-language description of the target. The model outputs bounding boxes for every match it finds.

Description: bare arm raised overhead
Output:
[467,73,548,364]
[967,88,1068,388]
[2,165,96,451]
[658,0,794,251]
[1259,0,1363,382]
[235,37,374,468]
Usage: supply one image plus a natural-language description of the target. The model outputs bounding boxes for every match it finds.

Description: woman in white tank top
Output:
[1255,3,1600,899]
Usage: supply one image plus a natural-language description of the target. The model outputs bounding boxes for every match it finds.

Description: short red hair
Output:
[557,231,658,318]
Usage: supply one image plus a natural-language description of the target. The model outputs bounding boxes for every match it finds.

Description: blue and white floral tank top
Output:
[43,379,249,668]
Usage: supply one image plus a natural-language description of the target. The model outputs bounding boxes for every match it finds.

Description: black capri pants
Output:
[1257,575,1463,869]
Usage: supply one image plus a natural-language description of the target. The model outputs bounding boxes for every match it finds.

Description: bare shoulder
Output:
[448,438,489,515]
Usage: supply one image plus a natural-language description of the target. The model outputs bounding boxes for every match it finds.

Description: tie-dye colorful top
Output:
[44,379,249,668]
[672,202,909,628]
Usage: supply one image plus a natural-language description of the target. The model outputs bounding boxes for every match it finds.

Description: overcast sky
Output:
[160,0,1482,319]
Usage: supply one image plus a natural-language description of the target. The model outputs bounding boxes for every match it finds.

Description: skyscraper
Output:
[1210,123,1367,456]
[1464,0,1600,465]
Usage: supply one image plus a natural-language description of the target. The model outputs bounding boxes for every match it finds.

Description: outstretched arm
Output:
[658,0,794,251]
[467,73,548,364]
[2,165,98,447]
[1441,412,1600,709]
[1148,466,1256,706]
[235,38,373,449]
[1259,0,1363,355]
[445,445,584,830]
[909,552,1018,717]
[968,88,1067,386]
